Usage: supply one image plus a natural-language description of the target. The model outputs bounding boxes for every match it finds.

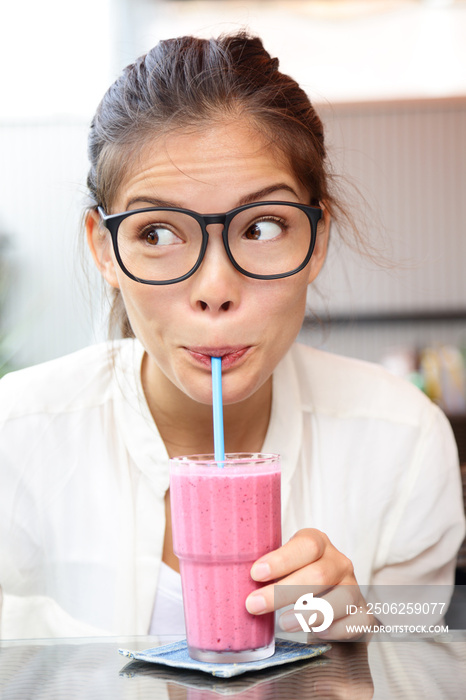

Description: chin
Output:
[219,381,263,407]
[183,376,258,408]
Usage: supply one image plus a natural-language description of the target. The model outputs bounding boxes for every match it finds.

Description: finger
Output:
[250,529,328,582]
[315,583,362,621]
[246,552,354,615]
[278,584,362,632]
[280,606,372,640]
[246,529,355,616]
[311,608,375,641]
[246,558,351,616]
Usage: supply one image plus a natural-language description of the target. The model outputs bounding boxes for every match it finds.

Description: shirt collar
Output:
[113,338,170,496]
[262,346,303,508]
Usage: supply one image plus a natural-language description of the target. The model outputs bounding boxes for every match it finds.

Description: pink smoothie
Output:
[170,455,281,659]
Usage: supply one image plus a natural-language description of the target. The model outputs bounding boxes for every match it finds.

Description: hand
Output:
[245,528,375,640]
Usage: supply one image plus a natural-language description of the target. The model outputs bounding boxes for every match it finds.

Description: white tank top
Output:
[149,562,186,638]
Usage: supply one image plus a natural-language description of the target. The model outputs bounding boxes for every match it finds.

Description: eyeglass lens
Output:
[115,203,313,283]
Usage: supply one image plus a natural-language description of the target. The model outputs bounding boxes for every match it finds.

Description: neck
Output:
[141,355,272,458]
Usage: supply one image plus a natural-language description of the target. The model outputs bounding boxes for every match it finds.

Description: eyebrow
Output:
[237,183,302,206]
[124,183,302,212]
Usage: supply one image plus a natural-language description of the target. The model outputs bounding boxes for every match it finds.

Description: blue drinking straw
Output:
[211,356,225,464]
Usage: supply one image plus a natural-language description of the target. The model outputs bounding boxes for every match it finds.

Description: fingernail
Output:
[279,611,301,632]
[246,594,267,614]
[250,562,271,581]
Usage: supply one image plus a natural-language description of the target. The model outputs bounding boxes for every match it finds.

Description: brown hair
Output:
[87,32,342,337]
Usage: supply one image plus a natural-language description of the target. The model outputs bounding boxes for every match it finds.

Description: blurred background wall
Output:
[1,0,465,414]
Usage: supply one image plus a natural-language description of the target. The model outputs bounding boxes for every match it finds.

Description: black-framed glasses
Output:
[97,201,322,285]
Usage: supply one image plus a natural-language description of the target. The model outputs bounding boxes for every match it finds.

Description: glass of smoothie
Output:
[169,453,281,663]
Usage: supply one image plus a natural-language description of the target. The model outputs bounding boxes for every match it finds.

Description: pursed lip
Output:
[184,345,251,369]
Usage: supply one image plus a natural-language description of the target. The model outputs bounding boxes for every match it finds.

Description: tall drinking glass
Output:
[169,453,281,663]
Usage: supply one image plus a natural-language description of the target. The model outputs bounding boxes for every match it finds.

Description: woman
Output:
[0,33,464,640]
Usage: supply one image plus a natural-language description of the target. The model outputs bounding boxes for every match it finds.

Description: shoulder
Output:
[0,339,140,421]
[287,342,440,427]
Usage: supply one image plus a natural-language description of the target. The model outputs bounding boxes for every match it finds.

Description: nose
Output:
[189,225,242,313]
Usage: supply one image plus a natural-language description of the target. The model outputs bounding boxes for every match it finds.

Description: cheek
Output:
[260,277,308,324]
[116,280,171,334]
[249,279,308,369]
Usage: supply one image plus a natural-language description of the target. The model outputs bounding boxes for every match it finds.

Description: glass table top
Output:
[1,633,466,700]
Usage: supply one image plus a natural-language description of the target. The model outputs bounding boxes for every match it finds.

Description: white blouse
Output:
[0,339,464,638]
[149,562,184,639]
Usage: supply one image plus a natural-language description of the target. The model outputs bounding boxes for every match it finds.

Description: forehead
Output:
[112,120,306,210]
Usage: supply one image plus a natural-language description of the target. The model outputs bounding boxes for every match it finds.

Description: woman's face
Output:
[88,120,329,407]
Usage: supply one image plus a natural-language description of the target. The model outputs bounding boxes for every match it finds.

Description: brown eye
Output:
[245,224,261,240]
[146,229,159,245]
[244,220,283,241]
[142,226,181,246]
